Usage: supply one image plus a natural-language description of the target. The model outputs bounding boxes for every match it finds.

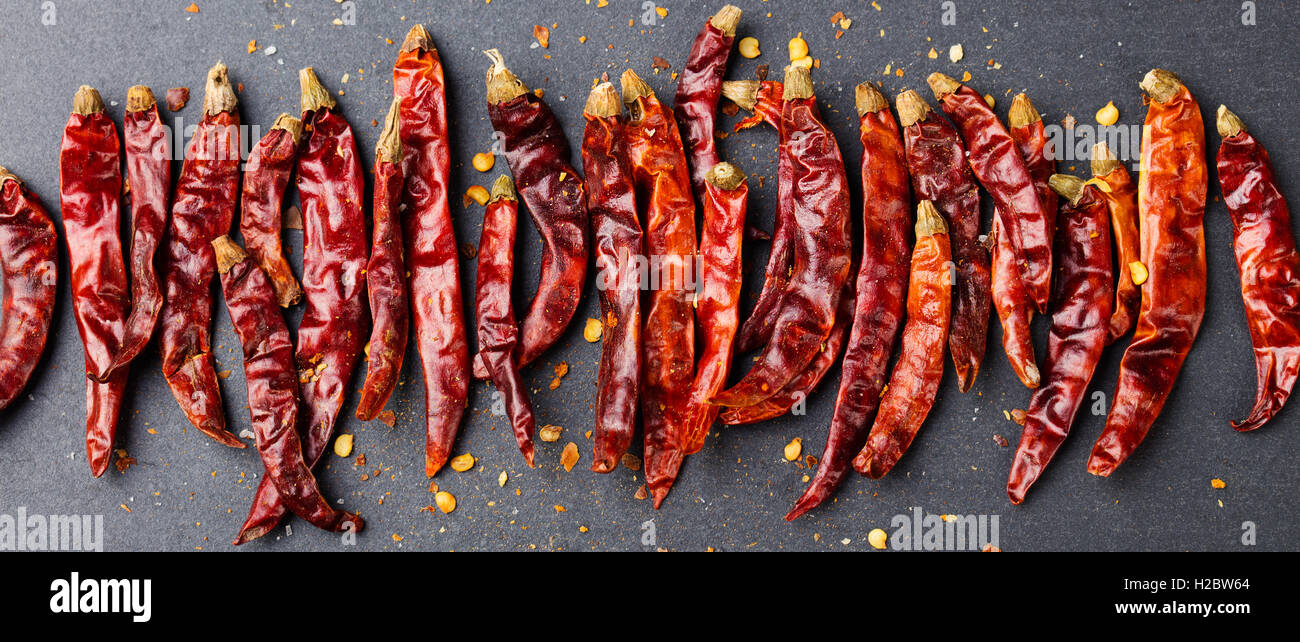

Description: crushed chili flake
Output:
[165,87,189,111]
[1211,478,1226,489]
[560,442,580,471]
[534,25,549,48]
[621,452,642,470]
[634,484,648,500]
[460,243,478,260]
[184,2,199,13]
[377,409,396,427]
[282,204,303,230]
[756,64,769,81]
[652,56,671,71]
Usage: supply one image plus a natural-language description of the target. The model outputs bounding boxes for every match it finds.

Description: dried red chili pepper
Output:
[1216,106,1300,431]
[59,86,134,476]
[788,83,910,520]
[483,49,588,375]
[239,113,304,308]
[213,235,364,539]
[712,66,851,409]
[393,26,469,477]
[158,64,245,450]
[673,4,740,193]
[1089,69,1206,475]
[928,73,1052,314]
[621,68,696,507]
[1006,175,1112,504]
[475,175,536,466]
[1091,142,1140,344]
[683,162,748,454]
[580,81,642,473]
[236,67,369,543]
[96,86,170,382]
[897,88,989,393]
[0,167,57,412]
[356,98,409,421]
[853,201,951,479]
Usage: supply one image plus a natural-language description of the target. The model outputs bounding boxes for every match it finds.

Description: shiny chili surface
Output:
[239,115,303,309]
[0,170,57,412]
[673,5,738,193]
[1092,145,1140,344]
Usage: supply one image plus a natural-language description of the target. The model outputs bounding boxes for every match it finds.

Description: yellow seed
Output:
[738,37,761,59]
[450,453,475,472]
[949,43,964,63]
[1096,101,1119,126]
[465,185,489,206]
[435,491,456,513]
[790,55,813,69]
[583,317,603,342]
[333,434,353,458]
[498,470,508,487]
[1129,260,1149,285]
[788,36,809,61]
[868,528,888,549]
[783,437,802,461]
[539,424,563,442]
[471,152,495,172]
[984,94,995,108]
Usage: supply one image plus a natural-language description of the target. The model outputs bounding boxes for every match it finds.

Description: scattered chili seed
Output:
[788,35,809,61]
[1129,260,1148,285]
[464,185,489,206]
[450,453,475,472]
[472,152,495,172]
[583,317,603,342]
[539,425,563,442]
[498,470,508,487]
[634,484,648,500]
[784,437,802,461]
[738,37,760,58]
[1096,101,1119,126]
[868,528,888,549]
[949,44,964,63]
[334,434,354,457]
[435,491,457,513]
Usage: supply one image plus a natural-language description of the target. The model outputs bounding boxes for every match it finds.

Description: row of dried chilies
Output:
[0,6,1292,542]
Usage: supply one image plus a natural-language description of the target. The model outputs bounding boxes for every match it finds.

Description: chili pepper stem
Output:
[1008,93,1040,128]
[1140,68,1183,104]
[1049,174,1086,205]
[1092,141,1121,176]
[271,112,304,144]
[782,65,813,100]
[299,66,337,113]
[705,162,745,190]
[126,85,156,113]
[620,69,654,104]
[1216,105,1246,138]
[721,80,760,111]
[926,72,962,101]
[203,62,237,116]
[484,49,527,104]
[895,89,931,128]
[855,82,887,115]
[401,23,432,53]
[212,235,247,274]
[376,95,403,164]
[583,81,622,118]
[709,4,741,36]
[72,86,105,116]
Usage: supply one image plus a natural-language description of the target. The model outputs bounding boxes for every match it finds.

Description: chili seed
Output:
[1096,101,1119,126]
[784,437,802,461]
[465,185,490,206]
[868,528,888,549]
[472,152,495,172]
[333,434,354,458]
[450,453,475,472]
[583,317,603,342]
[435,491,457,513]
[539,424,563,442]
[788,36,809,61]
[1129,260,1149,285]
[738,37,761,58]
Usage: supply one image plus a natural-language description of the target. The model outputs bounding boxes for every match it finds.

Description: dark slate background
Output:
[0,0,1294,551]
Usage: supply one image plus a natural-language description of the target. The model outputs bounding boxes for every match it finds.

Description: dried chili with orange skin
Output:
[97,86,170,382]
[899,88,989,393]
[580,81,642,473]
[1089,70,1206,476]
[683,162,747,454]
[713,66,851,409]
[474,175,536,466]
[1091,142,1140,344]
[1007,175,1112,504]
[853,201,951,479]
[356,98,409,421]
[236,67,369,543]
[158,64,245,450]
[0,167,57,412]
[213,236,364,539]
[482,49,588,376]
[60,86,134,477]
[788,83,910,521]
[392,26,468,478]
[674,5,740,193]
[928,73,1052,314]
[239,113,304,309]
[1215,106,1300,432]
[622,68,696,507]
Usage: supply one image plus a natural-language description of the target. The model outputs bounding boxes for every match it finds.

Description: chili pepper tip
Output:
[376,95,403,164]
[72,85,105,116]
[895,89,931,128]
[915,200,947,237]
[583,81,622,118]
[488,174,516,202]
[1090,142,1121,177]
[619,69,654,103]
[710,5,742,37]
[211,235,249,275]
[1140,68,1183,104]
[400,23,432,54]
[1008,93,1041,128]
[125,85,156,113]
[782,65,813,100]
[299,66,337,114]
[926,72,961,101]
[1048,174,1086,204]
[1215,104,1246,138]
[484,49,527,104]
[720,80,760,111]
[854,82,887,116]
[203,62,237,116]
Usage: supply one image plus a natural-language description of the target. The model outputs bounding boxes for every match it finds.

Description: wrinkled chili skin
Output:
[475,182,536,466]
[159,105,244,449]
[0,174,58,412]
[1093,154,1140,344]
[99,92,170,381]
[853,206,951,479]
[1218,123,1300,431]
[239,122,303,309]
[1089,76,1206,476]
[59,97,132,477]
[937,84,1052,313]
[904,105,988,392]
[394,30,469,477]
[674,11,735,193]
[486,94,589,373]
[789,96,910,521]
[216,239,364,540]
[1007,185,1112,504]
[581,102,643,473]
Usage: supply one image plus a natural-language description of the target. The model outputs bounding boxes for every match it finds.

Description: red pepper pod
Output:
[853,201,952,479]
[1215,106,1300,432]
[356,98,410,421]
[1089,70,1206,475]
[712,66,851,409]
[1007,176,1112,504]
[483,50,589,375]
[897,88,989,393]
[159,64,246,450]
[59,86,134,477]
[392,26,469,477]
[621,68,697,508]
[214,236,364,540]
[788,83,910,521]
[683,162,748,454]
[97,86,170,382]
[475,175,537,466]
[673,5,741,193]
[0,167,58,412]
[239,113,304,309]
[580,82,643,473]
[1091,142,1140,345]
[928,73,1052,313]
